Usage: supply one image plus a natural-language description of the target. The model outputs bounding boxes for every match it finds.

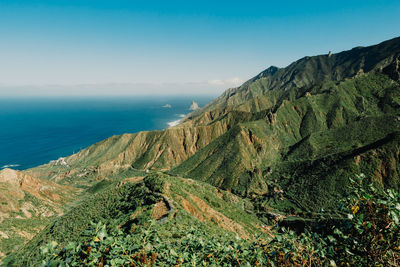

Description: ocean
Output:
[0,96,214,170]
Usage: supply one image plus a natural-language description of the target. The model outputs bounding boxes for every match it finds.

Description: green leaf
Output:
[170,249,178,257]
[388,190,395,199]
[97,225,108,240]
[327,235,336,243]
[391,211,399,225]
[275,234,282,242]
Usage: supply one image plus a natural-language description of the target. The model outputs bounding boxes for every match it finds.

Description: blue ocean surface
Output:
[0,96,214,170]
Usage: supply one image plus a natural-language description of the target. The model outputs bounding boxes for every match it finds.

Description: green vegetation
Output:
[172,73,400,209]
[10,174,399,266]
[329,174,400,265]
[3,173,264,265]
[2,37,400,265]
[2,175,160,266]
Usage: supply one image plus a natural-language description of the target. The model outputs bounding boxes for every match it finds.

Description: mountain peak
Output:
[259,66,279,77]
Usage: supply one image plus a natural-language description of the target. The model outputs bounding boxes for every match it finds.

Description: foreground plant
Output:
[326,174,400,266]
[37,174,399,266]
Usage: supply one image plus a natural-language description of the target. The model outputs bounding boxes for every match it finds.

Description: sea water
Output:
[0,96,214,170]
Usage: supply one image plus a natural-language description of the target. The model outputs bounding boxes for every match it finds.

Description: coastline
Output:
[0,97,212,170]
[167,114,186,127]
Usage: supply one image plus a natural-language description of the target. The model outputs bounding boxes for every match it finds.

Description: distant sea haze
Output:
[0,96,213,170]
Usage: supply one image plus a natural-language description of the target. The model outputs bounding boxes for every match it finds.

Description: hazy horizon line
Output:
[0,94,219,98]
[0,79,243,97]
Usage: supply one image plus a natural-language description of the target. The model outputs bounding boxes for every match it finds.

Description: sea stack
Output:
[189,101,199,111]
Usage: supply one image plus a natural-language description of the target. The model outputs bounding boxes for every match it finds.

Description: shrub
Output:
[32,174,400,266]
[326,174,400,266]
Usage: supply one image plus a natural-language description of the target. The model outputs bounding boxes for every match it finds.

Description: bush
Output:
[144,173,167,193]
[326,174,400,266]
[33,174,400,266]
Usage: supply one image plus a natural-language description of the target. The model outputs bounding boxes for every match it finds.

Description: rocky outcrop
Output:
[383,55,400,83]
[0,168,76,211]
[189,101,199,111]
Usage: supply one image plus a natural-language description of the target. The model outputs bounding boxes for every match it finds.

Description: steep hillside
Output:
[3,173,266,266]
[3,36,400,265]
[21,37,399,210]
[5,172,399,266]
[0,169,78,259]
[187,36,400,122]
[25,38,400,194]
[26,121,230,187]
[173,73,400,203]
[23,37,400,210]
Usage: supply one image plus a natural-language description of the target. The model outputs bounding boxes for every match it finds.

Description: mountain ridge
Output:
[186,36,400,122]
[2,36,400,265]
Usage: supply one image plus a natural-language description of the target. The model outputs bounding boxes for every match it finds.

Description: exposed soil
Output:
[152,199,170,220]
[177,192,250,239]
[120,176,144,186]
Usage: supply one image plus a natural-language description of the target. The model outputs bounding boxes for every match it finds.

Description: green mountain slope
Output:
[26,120,230,187]
[2,36,400,265]
[3,173,265,266]
[173,73,400,204]
[188,36,400,121]
[24,36,400,217]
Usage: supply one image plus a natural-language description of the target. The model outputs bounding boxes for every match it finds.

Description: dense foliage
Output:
[1,178,163,266]
[34,174,399,266]
[327,174,400,266]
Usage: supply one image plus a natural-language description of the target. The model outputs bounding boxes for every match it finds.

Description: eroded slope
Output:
[0,168,78,259]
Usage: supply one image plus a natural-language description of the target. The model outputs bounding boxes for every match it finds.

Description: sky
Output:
[0,0,399,96]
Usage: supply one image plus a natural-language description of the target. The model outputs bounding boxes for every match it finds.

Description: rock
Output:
[0,168,21,187]
[383,55,400,83]
[51,157,69,167]
[189,101,199,111]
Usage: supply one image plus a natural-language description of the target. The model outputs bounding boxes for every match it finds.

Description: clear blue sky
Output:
[0,0,399,96]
